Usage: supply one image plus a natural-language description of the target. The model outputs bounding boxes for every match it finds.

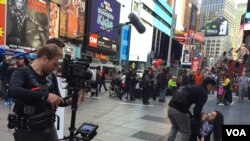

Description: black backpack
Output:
[171,85,191,105]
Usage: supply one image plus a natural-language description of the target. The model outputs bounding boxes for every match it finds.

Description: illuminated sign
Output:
[89,0,120,41]
[205,18,228,36]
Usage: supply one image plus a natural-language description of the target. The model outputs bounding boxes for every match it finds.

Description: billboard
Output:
[181,45,196,66]
[59,0,86,39]
[89,0,120,41]
[87,0,121,54]
[6,0,60,49]
[0,0,6,45]
[88,33,117,53]
[205,18,228,36]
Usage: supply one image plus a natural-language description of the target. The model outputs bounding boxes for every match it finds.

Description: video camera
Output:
[58,54,93,87]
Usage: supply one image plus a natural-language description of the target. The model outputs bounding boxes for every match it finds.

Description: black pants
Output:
[248,87,250,100]
[14,126,58,141]
[99,80,107,91]
[224,90,233,104]
[143,88,149,104]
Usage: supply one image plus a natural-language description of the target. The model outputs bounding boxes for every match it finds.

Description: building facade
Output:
[204,36,230,66]
[183,0,198,31]
[119,0,175,70]
[232,2,247,60]
[200,0,236,62]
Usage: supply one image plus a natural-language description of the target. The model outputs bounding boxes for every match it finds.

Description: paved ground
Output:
[0,91,249,141]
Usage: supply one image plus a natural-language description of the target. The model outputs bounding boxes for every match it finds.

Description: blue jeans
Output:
[159,88,166,101]
[167,107,191,141]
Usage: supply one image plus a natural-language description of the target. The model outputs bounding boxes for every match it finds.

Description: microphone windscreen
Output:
[128,13,146,34]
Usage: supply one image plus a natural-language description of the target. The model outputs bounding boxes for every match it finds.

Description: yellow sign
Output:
[0,27,4,37]
[0,0,6,4]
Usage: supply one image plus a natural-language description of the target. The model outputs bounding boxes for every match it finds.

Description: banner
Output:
[6,0,51,49]
[59,0,86,39]
[0,1,5,45]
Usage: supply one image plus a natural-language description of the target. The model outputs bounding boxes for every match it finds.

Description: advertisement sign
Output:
[49,2,59,39]
[191,59,201,72]
[89,0,121,41]
[6,0,51,49]
[59,0,86,39]
[181,45,196,65]
[88,34,117,53]
[0,0,6,45]
[205,18,228,36]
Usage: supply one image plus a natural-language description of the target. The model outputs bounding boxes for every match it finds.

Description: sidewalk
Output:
[0,92,249,141]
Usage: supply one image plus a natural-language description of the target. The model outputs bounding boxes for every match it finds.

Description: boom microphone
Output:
[128,13,146,34]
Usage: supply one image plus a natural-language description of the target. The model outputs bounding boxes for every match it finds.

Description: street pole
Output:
[167,0,176,67]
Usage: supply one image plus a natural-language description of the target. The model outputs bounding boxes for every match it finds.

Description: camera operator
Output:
[8,44,71,141]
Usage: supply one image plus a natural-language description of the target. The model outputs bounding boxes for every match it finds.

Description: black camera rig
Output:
[57,54,98,141]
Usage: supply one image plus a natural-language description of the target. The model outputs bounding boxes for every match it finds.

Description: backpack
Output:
[171,85,191,105]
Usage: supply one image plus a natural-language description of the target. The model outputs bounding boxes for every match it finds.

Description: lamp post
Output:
[167,0,176,67]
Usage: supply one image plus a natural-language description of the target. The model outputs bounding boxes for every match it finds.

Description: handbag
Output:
[217,87,224,96]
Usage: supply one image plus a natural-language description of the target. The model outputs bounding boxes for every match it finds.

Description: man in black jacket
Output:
[8,44,71,141]
[167,77,216,141]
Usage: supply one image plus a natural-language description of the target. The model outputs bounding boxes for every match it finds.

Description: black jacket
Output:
[8,66,61,116]
[168,85,208,120]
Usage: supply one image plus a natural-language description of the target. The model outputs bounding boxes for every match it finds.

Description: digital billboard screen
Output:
[87,0,121,54]
[89,0,120,41]
[205,18,228,36]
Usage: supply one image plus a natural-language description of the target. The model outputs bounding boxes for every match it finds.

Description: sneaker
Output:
[218,103,224,106]
[230,101,235,106]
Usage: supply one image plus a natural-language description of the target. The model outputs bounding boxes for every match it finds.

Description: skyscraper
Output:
[184,0,198,31]
[200,0,236,59]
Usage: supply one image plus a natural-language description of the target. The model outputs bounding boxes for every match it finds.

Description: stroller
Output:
[109,78,122,98]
